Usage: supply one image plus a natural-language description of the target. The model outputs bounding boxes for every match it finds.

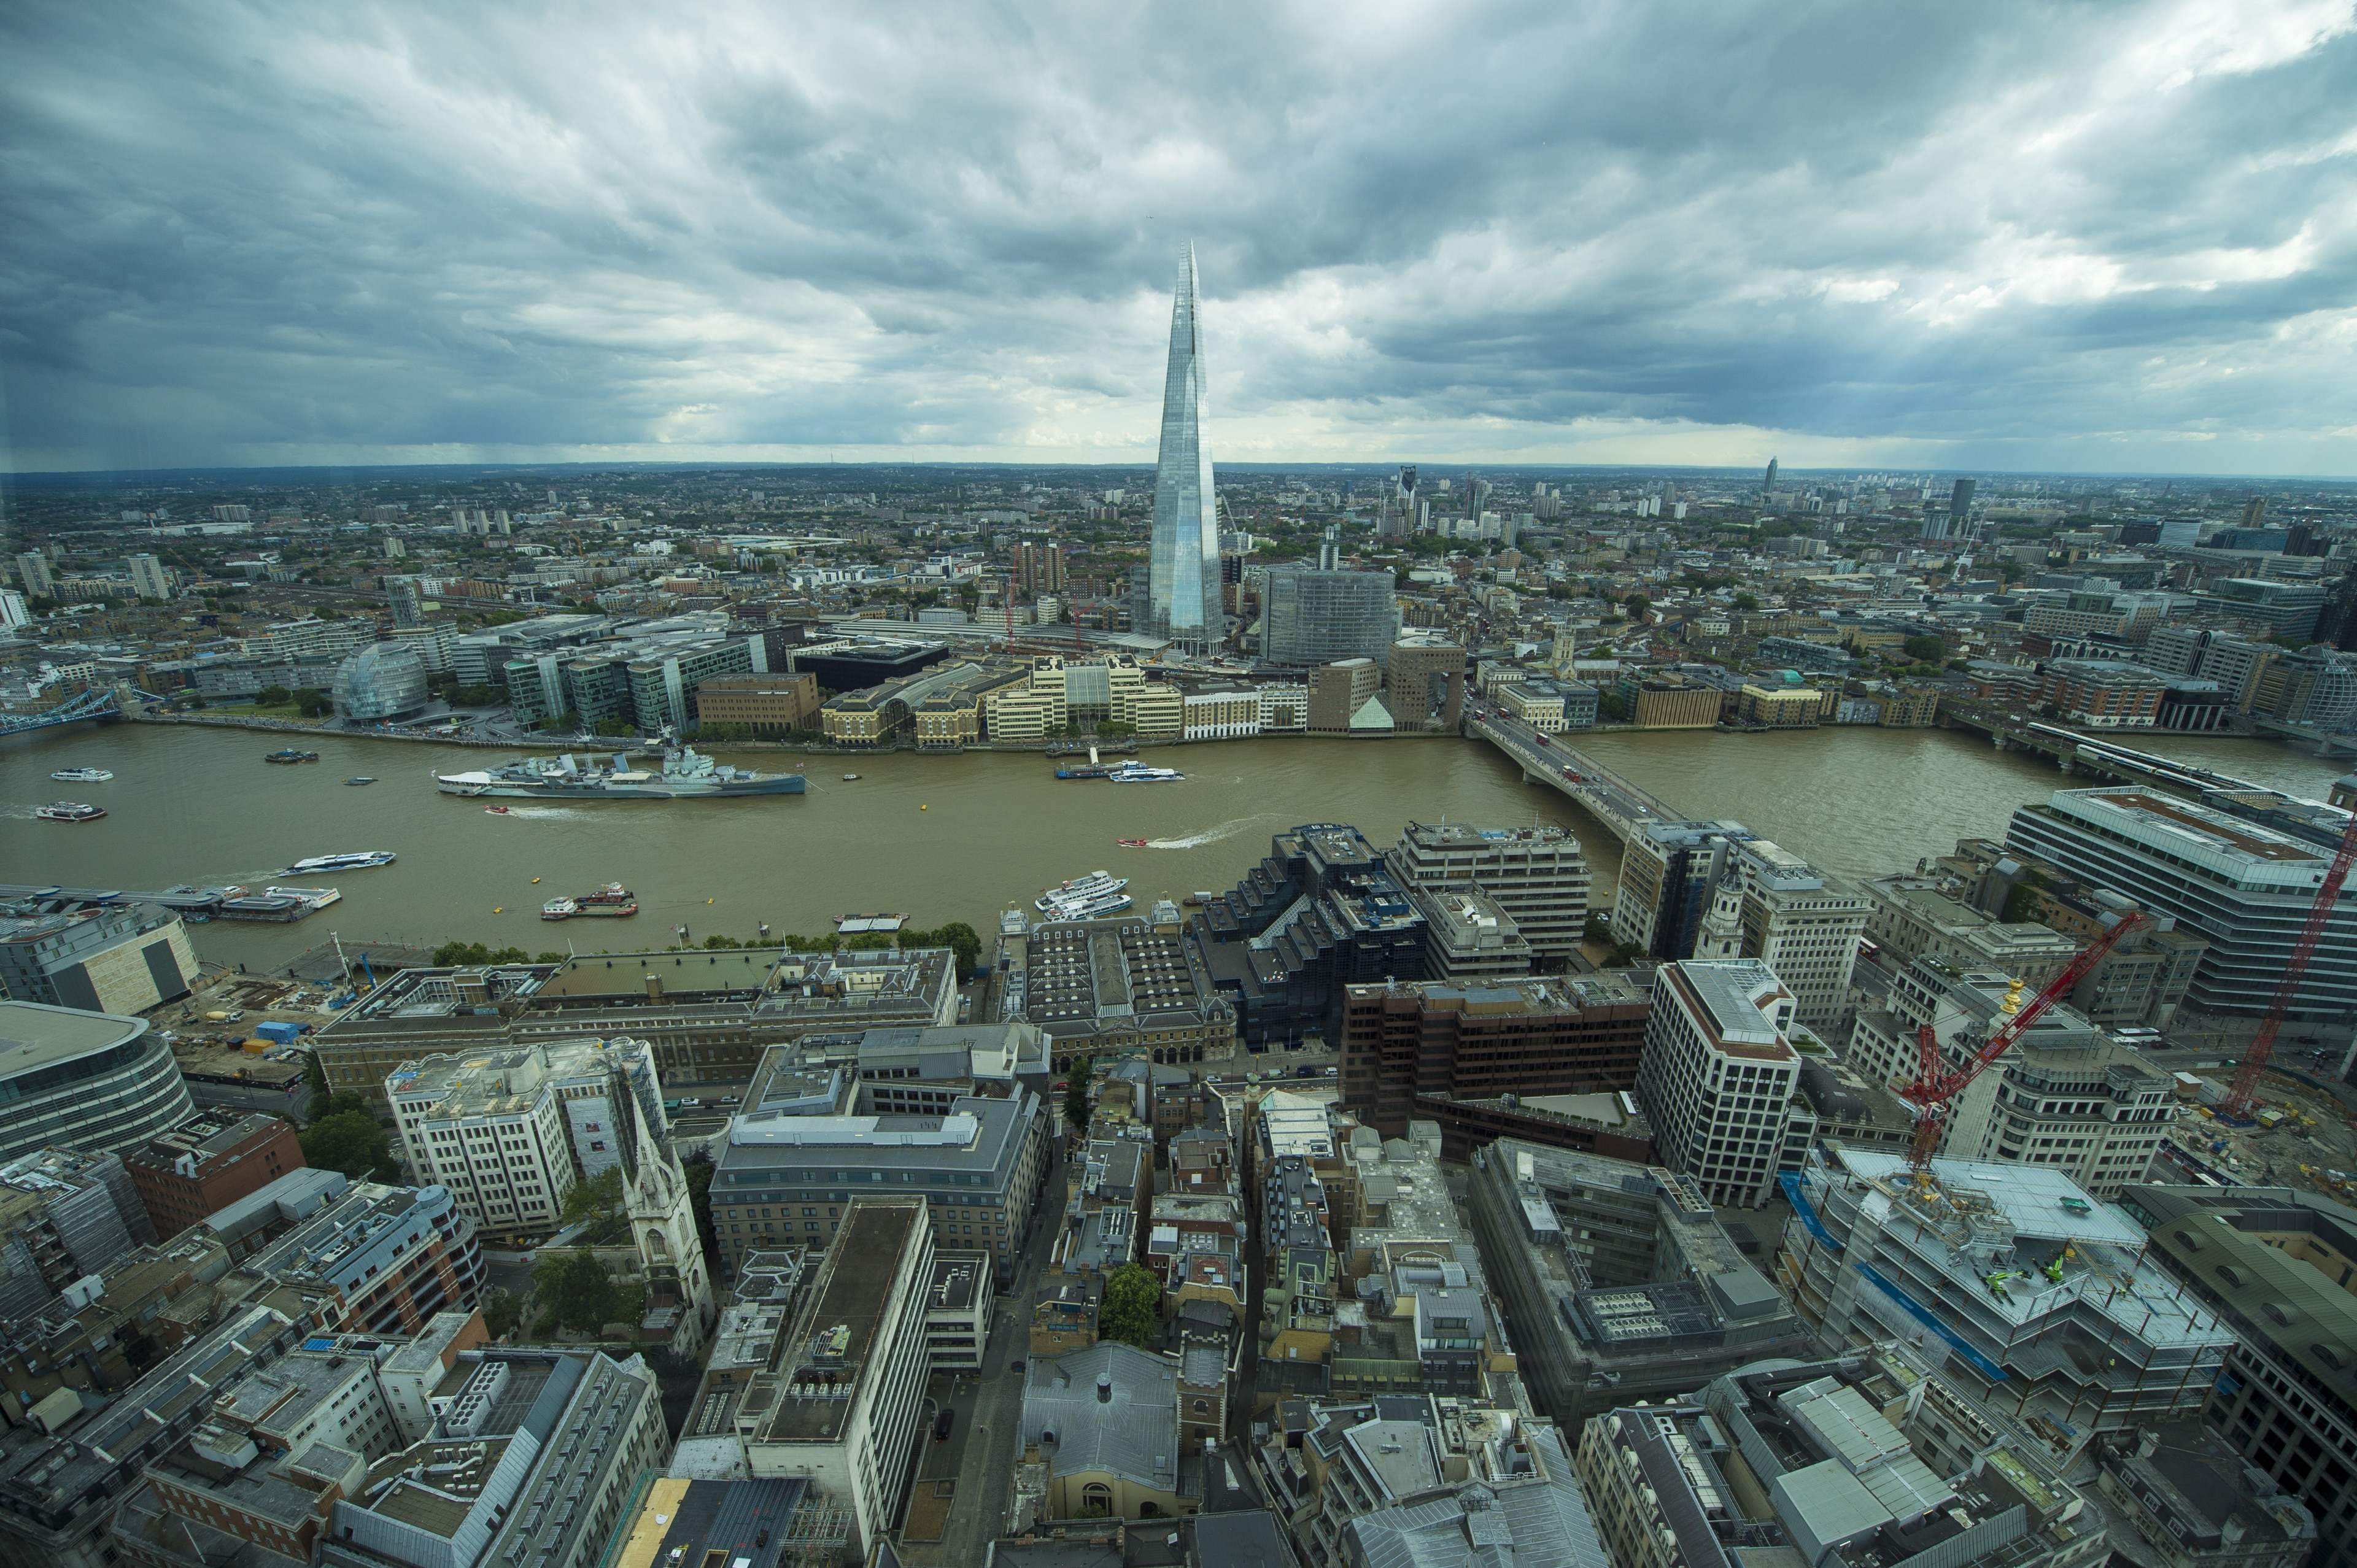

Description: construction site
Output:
[2158,1060,2357,1202]
[1779,1146,2240,1477]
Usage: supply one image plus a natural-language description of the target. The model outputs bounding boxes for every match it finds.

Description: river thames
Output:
[2,720,2345,973]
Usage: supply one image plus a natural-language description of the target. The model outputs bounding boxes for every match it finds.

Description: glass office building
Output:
[1261,567,1401,670]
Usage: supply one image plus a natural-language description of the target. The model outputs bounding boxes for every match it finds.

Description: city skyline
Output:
[4,4,2356,477]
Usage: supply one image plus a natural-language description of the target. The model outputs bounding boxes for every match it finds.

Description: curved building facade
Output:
[0,1002,196,1164]
[1261,567,1400,670]
[333,641,432,722]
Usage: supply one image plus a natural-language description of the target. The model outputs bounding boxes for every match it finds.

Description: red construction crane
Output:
[2221,805,2357,1121]
[1899,911,2147,1168]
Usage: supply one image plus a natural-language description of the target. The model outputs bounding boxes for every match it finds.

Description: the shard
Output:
[1148,242,1222,645]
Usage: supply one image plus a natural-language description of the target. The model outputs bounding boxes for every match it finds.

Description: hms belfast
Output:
[435,744,803,800]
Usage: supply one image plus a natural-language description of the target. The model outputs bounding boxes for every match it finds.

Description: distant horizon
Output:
[7,458,2357,490]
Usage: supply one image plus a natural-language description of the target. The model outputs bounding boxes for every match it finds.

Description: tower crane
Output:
[1898,911,2147,1168]
[2221,804,2357,1121]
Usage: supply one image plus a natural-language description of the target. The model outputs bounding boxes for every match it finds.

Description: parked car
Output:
[1009,1361,1026,1376]
[934,1409,956,1441]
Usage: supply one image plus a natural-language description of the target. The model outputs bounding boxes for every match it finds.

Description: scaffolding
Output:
[1782,1148,2234,1467]
[781,1493,853,1567]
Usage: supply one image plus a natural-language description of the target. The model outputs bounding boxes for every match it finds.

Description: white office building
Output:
[2005,787,2357,1019]
[542,1035,667,1180]
[1847,956,2177,1200]
[385,1048,579,1243]
[745,1197,935,1561]
[1706,841,1868,1033]
[1387,819,1592,958]
[1633,960,1814,1209]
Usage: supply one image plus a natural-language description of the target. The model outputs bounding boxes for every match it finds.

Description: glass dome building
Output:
[333,640,431,722]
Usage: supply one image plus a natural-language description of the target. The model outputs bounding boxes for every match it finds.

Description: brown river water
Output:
[2,720,2343,973]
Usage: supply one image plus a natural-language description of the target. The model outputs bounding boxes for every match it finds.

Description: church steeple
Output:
[624,1082,712,1343]
[1697,871,1745,960]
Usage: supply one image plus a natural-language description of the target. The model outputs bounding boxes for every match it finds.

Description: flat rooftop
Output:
[1662,961,1790,1054]
[606,1477,807,1568]
[762,1200,922,1443]
[362,1436,515,1537]
[0,1000,145,1082]
[2070,789,2328,865]
[929,1253,985,1313]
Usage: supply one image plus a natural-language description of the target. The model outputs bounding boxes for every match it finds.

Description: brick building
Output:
[123,1111,304,1239]
[1339,972,1651,1137]
[1386,637,1466,733]
[2037,658,2165,727]
[692,671,821,735]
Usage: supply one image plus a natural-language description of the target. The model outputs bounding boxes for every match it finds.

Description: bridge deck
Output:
[1465,714,1673,845]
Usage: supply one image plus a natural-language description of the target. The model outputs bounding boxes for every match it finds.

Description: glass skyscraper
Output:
[1148,242,1222,644]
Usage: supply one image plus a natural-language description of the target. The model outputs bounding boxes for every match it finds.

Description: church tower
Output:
[616,1068,713,1345]
[1696,870,1746,961]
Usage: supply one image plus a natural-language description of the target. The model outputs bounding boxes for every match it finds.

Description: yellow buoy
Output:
[921,804,929,810]
[493,906,503,914]
[706,898,714,905]
[532,878,541,884]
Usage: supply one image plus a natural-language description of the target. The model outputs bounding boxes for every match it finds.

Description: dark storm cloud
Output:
[3,0,2355,472]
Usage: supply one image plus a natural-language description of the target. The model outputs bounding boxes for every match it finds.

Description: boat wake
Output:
[1147,814,1275,850]
[0,803,41,820]
[486,806,592,821]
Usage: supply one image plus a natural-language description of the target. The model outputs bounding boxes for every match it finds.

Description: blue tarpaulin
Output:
[1855,1262,2010,1382]
[1780,1172,1842,1249]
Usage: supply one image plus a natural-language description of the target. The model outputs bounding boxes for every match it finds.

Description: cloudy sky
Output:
[5,0,2357,476]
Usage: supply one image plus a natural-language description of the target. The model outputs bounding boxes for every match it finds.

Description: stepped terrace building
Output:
[1385,819,1592,958]
[1189,824,1430,1049]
